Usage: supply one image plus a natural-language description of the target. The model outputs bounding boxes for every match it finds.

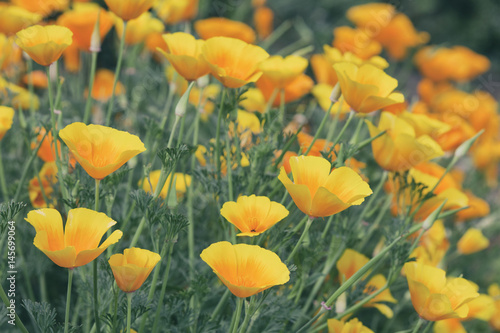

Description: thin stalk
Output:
[263,88,279,115]
[324,98,343,148]
[93,178,101,333]
[105,21,127,126]
[0,146,9,201]
[229,297,244,333]
[238,297,252,333]
[83,51,99,124]
[225,132,234,201]
[167,116,181,148]
[279,89,285,126]
[215,88,226,180]
[112,285,119,333]
[151,240,175,333]
[286,217,313,263]
[303,101,334,156]
[64,269,74,333]
[411,318,424,333]
[27,58,36,115]
[126,292,133,333]
[331,112,355,148]
[260,20,292,50]
[210,289,231,320]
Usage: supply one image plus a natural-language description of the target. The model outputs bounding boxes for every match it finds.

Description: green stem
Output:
[83,51,99,124]
[0,146,9,201]
[95,179,100,212]
[286,217,314,263]
[230,297,244,333]
[27,58,35,116]
[151,240,175,333]
[126,292,133,333]
[211,289,231,321]
[238,297,252,333]
[411,318,424,333]
[93,260,101,333]
[167,116,181,148]
[331,111,355,148]
[105,21,127,126]
[303,101,334,156]
[279,89,285,126]
[112,285,119,333]
[324,98,343,148]
[225,131,234,202]
[215,88,226,180]
[64,269,74,333]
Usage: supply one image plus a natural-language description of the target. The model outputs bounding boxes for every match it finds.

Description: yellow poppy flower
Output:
[158,32,210,81]
[278,155,372,218]
[108,247,161,292]
[59,122,146,180]
[258,55,308,89]
[404,261,479,321]
[311,84,351,120]
[408,220,449,268]
[0,106,14,141]
[15,25,73,66]
[333,62,404,114]
[141,171,192,199]
[200,241,290,298]
[366,112,443,172]
[57,3,114,51]
[155,0,198,25]
[457,228,490,255]
[220,195,289,237]
[201,36,269,88]
[103,0,155,21]
[328,317,374,333]
[11,0,69,15]
[433,319,466,333]
[195,17,256,44]
[239,88,267,113]
[455,191,490,222]
[256,73,313,107]
[0,5,42,36]
[25,208,123,268]
[337,248,397,318]
[114,12,164,45]
[332,26,382,60]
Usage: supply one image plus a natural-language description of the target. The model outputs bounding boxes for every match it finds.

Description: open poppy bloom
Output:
[141,171,192,199]
[333,62,404,114]
[113,12,165,45]
[15,25,73,66]
[108,247,161,292]
[154,0,198,25]
[278,155,372,218]
[195,17,256,44]
[59,122,146,180]
[200,241,290,298]
[220,195,289,236]
[25,208,123,268]
[0,106,14,141]
[0,5,42,36]
[103,0,155,21]
[366,112,443,172]
[28,162,57,208]
[258,55,308,89]
[337,248,397,318]
[11,0,69,15]
[457,228,490,255]
[327,317,374,333]
[332,26,382,60]
[158,32,210,81]
[201,36,269,88]
[404,262,479,321]
[256,73,314,107]
[89,69,126,102]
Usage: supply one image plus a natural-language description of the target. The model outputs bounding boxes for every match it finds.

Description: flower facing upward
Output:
[365,112,443,172]
[220,195,289,237]
[104,0,155,21]
[278,156,372,218]
[0,106,14,141]
[333,62,404,114]
[108,247,161,292]
[25,208,122,268]
[200,241,290,298]
[201,36,269,88]
[15,25,73,66]
[59,122,146,180]
[258,55,308,89]
[195,17,256,44]
[158,32,210,81]
[404,262,479,321]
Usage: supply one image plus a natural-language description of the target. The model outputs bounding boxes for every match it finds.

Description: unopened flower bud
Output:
[90,9,102,52]
[330,83,341,103]
[175,81,195,117]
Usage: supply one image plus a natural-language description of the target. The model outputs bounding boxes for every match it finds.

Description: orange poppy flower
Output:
[0,5,42,36]
[108,247,161,292]
[258,55,308,89]
[89,69,125,102]
[154,0,198,25]
[28,162,57,208]
[220,195,289,236]
[31,128,59,162]
[455,191,490,222]
[332,26,382,60]
[0,34,23,71]
[22,70,48,89]
[202,36,269,88]
[103,0,155,21]
[15,25,73,66]
[200,241,290,298]
[0,106,14,141]
[58,122,146,180]
[145,32,168,61]
[11,0,69,15]
[365,112,443,172]
[278,155,372,218]
[333,62,404,114]
[256,73,313,107]
[254,6,273,39]
[63,42,81,73]
[404,262,479,321]
[25,208,123,268]
[158,32,210,81]
[346,3,395,29]
[195,17,256,44]
[57,3,114,51]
